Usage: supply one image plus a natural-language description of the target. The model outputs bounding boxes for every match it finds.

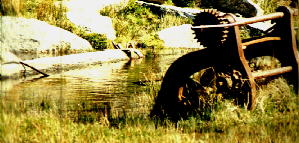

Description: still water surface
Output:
[1,49,198,117]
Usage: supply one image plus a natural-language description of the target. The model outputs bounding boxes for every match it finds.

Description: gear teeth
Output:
[218,18,227,21]
[192,9,230,48]
[223,30,229,34]
[211,9,218,16]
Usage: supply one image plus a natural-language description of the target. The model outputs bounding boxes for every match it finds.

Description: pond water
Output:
[0,48,199,119]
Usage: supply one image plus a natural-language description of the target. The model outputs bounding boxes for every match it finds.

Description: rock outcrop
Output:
[0,49,130,79]
[0,16,93,62]
[136,1,201,18]
[158,24,202,48]
[63,0,128,40]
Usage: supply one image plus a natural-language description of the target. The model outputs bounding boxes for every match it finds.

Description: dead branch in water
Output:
[19,62,49,77]
[2,61,49,77]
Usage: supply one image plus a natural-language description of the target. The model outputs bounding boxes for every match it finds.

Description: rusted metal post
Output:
[252,66,293,79]
[192,12,284,29]
[222,13,257,110]
[275,6,299,94]
[242,37,281,48]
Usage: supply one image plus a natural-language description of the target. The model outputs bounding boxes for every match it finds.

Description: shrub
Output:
[79,33,108,50]
[101,0,191,48]
[253,0,292,14]
[200,0,257,17]
[20,0,68,26]
[2,0,78,33]
[0,0,23,16]
[172,0,197,7]
[140,0,167,4]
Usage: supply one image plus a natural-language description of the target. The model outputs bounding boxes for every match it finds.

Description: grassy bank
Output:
[1,0,110,50]
[1,0,192,49]
[1,0,296,49]
[1,77,298,142]
[100,0,192,48]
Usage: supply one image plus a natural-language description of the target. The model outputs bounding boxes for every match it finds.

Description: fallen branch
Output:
[19,62,49,77]
[3,61,49,77]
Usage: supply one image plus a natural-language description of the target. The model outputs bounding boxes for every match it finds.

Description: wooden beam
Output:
[252,66,292,79]
[192,12,284,29]
[242,37,281,49]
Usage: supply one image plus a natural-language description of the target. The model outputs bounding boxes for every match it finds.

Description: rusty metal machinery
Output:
[192,9,230,48]
[150,6,299,121]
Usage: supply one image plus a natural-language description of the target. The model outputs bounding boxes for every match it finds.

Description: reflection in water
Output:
[0,49,198,119]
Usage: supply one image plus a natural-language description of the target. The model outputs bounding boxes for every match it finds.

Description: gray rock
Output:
[62,0,129,40]
[136,1,201,19]
[159,24,203,48]
[0,16,93,61]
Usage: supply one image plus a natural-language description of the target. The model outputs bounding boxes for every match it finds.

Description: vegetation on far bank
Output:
[100,0,192,48]
[1,0,297,49]
[1,0,110,50]
[0,0,192,49]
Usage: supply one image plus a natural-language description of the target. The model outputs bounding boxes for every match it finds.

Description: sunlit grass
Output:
[253,0,292,14]
[1,76,298,142]
[100,0,192,48]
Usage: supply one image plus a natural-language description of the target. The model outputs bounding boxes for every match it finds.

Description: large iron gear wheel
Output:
[192,9,229,48]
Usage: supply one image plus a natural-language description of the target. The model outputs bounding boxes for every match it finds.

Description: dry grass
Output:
[0,0,23,16]
[1,76,298,142]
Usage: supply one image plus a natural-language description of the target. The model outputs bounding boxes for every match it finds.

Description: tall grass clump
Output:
[0,0,23,16]
[253,0,293,14]
[173,77,298,142]
[21,0,67,27]
[101,0,192,48]
[0,0,70,28]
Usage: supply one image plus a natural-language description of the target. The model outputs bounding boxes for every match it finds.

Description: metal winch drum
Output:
[151,6,299,121]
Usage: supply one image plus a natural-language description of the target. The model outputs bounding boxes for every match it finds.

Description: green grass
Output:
[253,0,292,14]
[1,0,192,49]
[0,0,109,50]
[1,77,298,142]
[100,0,192,48]
[1,1,298,142]
[2,0,296,50]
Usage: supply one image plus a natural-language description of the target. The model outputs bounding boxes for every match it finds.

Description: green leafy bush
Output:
[21,0,68,26]
[101,0,191,48]
[253,0,292,14]
[200,0,257,17]
[140,0,168,4]
[78,33,108,50]
[172,0,197,7]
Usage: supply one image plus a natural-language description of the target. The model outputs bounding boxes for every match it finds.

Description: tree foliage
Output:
[172,0,197,7]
